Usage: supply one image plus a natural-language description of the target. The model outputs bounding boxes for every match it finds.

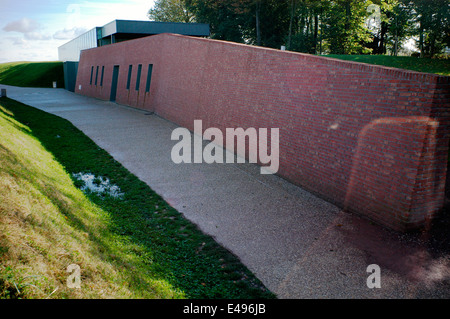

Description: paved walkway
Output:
[3,85,449,298]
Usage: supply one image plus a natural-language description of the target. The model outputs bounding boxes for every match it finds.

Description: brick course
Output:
[76,33,450,232]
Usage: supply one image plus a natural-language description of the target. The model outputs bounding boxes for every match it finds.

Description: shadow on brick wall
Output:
[427,164,450,254]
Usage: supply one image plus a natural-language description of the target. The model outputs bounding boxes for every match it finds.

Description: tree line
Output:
[148,0,449,58]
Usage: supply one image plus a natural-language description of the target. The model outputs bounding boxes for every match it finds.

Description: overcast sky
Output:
[0,0,156,63]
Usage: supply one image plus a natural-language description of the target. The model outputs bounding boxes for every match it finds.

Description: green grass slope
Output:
[0,97,275,299]
[0,62,64,88]
[326,55,450,76]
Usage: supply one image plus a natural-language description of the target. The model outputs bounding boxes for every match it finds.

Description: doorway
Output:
[110,65,119,102]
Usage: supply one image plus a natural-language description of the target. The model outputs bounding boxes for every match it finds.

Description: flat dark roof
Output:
[101,20,210,38]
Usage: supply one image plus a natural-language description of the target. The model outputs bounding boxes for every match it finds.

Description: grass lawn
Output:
[0,62,64,88]
[326,55,450,76]
[0,97,275,299]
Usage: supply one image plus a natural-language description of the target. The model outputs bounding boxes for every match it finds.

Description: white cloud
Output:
[3,17,52,41]
[53,27,87,40]
[6,36,28,46]
[0,0,157,63]
[72,0,154,28]
[24,31,52,41]
[3,17,40,33]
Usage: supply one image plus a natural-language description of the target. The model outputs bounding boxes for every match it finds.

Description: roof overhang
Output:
[100,20,210,39]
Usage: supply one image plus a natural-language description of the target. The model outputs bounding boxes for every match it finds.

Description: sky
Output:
[0,0,156,63]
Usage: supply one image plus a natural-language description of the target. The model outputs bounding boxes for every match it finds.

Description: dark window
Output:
[95,66,99,85]
[90,66,94,85]
[145,64,153,93]
[136,64,142,91]
[100,66,105,86]
[126,65,132,90]
[110,65,119,102]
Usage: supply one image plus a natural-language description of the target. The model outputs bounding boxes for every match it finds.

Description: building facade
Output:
[58,20,210,91]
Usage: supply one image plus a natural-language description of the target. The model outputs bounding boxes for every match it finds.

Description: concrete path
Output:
[3,85,449,298]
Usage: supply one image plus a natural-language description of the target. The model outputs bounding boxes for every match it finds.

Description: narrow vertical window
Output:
[90,66,94,85]
[110,65,119,102]
[135,64,142,91]
[145,64,153,93]
[100,66,105,86]
[126,65,132,90]
[95,66,99,85]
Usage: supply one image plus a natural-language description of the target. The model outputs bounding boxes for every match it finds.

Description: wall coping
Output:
[87,32,449,85]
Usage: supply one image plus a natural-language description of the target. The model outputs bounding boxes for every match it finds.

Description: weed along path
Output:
[4,85,449,299]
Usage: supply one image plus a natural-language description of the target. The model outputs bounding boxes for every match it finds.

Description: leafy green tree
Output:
[287,0,325,54]
[411,0,449,57]
[388,1,415,55]
[147,0,449,57]
[185,0,250,42]
[367,0,415,55]
[321,0,374,54]
[250,0,290,48]
[148,0,195,23]
[185,0,289,48]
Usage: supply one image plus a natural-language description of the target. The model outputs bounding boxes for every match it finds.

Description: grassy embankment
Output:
[0,97,275,299]
[0,62,64,88]
[326,55,450,76]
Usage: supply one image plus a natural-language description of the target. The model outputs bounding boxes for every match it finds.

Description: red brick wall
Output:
[76,33,450,232]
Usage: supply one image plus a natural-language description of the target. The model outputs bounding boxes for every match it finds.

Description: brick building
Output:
[58,20,210,91]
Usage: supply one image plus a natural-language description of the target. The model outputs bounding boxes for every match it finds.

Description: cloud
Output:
[6,36,27,46]
[53,27,87,40]
[3,17,52,41]
[24,31,52,41]
[74,0,153,27]
[3,17,40,33]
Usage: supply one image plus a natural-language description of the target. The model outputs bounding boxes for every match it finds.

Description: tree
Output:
[148,0,195,23]
[389,1,415,55]
[287,0,325,54]
[147,0,449,57]
[185,0,289,49]
[255,0,262,46]
[287,0,297,49]
[321,0,373,54]
[183,0,251,42]
[367,0,415,55]
[412,0,449,57]
[254,0,290,48]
